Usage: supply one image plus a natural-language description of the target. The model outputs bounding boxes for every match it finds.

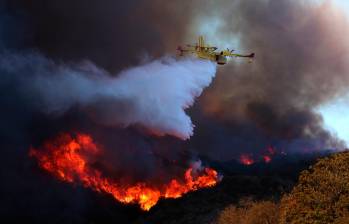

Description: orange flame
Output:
[29,133,219,211]
[239,154,254,165]
[239,146,284,165]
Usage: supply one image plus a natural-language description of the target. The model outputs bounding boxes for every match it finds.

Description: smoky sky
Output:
[4,0,196,71]
[189,0,349,159]
[1,0,349,222]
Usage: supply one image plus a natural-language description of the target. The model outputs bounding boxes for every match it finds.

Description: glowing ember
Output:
[239,154,254,166]
[238,146,288,165]
[29,133,219,211]
[263,155,272,163]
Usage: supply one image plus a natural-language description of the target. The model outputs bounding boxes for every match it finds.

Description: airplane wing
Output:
[234,53,255,58]
[223,51,255,58]
[185,45,218,51]
[177,46,197,55]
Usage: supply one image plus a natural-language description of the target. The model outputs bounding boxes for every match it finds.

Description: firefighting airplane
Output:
[177,36,255,65]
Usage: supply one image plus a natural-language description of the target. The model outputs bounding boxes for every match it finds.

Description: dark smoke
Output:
[6,0,196,71]
[1,0,349,222]
[190,0,348,159]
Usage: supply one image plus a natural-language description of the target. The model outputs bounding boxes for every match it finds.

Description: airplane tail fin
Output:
[198,36,204,48]
[247,53,255,63]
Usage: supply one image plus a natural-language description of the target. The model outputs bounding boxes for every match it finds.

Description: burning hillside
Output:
[238,147,286,166]
[29,133,219,211]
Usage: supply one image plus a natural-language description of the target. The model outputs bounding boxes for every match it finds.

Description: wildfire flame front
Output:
[29,133,219,211]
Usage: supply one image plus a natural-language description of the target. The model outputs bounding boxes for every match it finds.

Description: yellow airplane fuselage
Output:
[196,51,227,65]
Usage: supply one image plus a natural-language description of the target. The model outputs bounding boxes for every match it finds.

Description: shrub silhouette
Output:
[280,151,349,224]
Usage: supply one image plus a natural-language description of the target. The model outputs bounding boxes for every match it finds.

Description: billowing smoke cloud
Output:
[185,0,349,159]
[1,52,216,140]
